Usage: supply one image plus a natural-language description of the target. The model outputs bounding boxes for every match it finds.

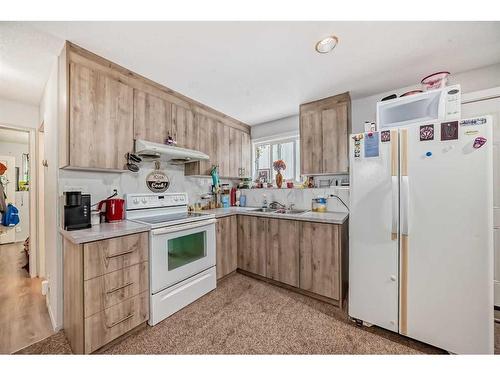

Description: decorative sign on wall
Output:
[146,161,170,193]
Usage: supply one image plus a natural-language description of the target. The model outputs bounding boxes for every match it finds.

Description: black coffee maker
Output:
[64,191,91,231]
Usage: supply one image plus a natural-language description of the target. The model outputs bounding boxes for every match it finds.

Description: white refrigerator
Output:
[348,116,494,354]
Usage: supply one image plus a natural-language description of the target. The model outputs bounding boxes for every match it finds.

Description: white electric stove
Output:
[125,193,216,326]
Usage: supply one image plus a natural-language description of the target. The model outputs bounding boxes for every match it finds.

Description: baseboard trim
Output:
[236,269,342,308]
[495,280,500,308]
[46,299,61,332]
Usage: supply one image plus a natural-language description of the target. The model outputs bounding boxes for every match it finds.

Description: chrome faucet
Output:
[269,201,286,209]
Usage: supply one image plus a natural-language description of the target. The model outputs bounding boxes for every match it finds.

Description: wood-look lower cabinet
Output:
[63,232,149,354]
[237,215,267,277]
[216,216,238,279]
[234,214,348,305]
[299,222,340,300]
[266,218,300,287]
[300,92,351,175]
[68,62,134,170]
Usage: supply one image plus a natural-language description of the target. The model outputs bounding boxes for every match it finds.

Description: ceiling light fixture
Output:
[315,35,338,54]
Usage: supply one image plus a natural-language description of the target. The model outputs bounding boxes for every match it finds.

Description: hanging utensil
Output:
[125,152,141,172]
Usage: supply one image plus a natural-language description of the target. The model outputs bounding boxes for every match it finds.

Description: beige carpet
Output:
[19,274,450,354]
[18,273,450,354]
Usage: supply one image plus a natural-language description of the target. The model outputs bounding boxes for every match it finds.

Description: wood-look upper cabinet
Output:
[69,63,134,170]
[185,114,219,176]
[266,218,300,287]
[300,92,351,175]
[229,127,242,178]
[299,222,340,300]
[171,103,197,150]
[237,215,267,277]
[216,124,231,177]
[216,216,238,280]
[133,89,172,143]
[241,132,251,178]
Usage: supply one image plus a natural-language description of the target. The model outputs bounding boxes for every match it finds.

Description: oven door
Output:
[150,219,216,294]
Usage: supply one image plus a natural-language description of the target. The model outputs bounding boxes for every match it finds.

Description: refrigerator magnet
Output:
[473,136,487,149]
[440,121,459,141]
[381,130,391,142]
[460,117,487,127]
[364,132,380,158]
[419,125,434,141]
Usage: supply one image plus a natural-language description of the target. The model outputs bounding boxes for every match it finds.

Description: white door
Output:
[0,155,16,244]
[349,130,400,332]
[462,95,500,307]
[401,119,493,354]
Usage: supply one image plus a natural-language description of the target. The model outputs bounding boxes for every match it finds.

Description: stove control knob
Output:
[133,198,139,204]
[174,197,179,202]
[141,198,147,204]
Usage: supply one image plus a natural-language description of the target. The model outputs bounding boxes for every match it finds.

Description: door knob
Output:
[390,275,396,281]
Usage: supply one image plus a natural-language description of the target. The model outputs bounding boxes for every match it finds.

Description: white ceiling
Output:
[1,21,500,125]
[0,127,29,144]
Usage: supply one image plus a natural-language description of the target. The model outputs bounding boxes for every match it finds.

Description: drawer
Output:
[84,262,149,318]
[83,232,148,280]
[84,291,149,353]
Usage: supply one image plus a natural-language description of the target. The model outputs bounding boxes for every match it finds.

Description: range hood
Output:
[135,139,209,164]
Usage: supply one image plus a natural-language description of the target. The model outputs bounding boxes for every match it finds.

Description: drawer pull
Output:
[106,282,134,294]
[106,313,134,328]
[106,249,135,259]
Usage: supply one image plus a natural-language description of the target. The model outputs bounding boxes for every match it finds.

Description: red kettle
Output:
[97,198,125,222]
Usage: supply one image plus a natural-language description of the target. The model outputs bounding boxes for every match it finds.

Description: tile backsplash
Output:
[59,162,349,213]
[239,187,349,213]
[59,162,229,207]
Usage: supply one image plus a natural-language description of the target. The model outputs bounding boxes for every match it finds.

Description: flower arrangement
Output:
[273,160,286,188]
[273,159,286,172]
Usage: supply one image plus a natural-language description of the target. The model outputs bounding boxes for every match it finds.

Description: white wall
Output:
[250,63,500,136]
[39,57,61,330]
[251,115,299,140]
[0,98,39,129]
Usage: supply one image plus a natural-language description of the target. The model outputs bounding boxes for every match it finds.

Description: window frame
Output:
[252,134,300,183]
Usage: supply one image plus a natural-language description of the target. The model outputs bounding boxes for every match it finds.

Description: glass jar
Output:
[311,197,327,212]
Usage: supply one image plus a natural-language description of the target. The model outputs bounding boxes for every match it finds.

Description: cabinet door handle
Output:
[105,313,134,328]
[106,249,135,259]
[106,281,134,294]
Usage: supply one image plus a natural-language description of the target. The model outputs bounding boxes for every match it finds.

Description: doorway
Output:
[0,125,53,353]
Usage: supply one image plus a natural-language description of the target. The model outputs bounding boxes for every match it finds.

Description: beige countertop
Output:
[201,207,348,225]
[59,220,150,244]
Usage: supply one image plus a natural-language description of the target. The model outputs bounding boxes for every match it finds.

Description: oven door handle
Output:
[151,218,217,236]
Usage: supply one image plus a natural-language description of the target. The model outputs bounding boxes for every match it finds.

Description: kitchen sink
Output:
[274,209,308,215]
[252,208,277,213]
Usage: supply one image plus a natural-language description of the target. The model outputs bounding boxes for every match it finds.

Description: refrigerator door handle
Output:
[401,176,409,235]
[391,176,398,240]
